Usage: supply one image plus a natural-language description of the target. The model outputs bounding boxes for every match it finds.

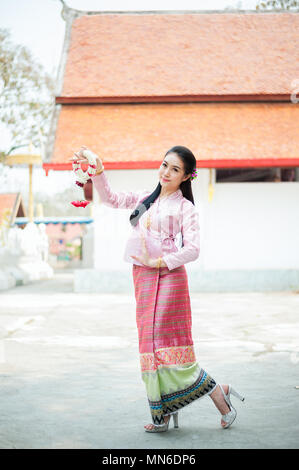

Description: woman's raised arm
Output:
[92,171,149,209]
[70,147,149,210]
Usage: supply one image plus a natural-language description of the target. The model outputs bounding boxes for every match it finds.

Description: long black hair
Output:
[129,145,197,227]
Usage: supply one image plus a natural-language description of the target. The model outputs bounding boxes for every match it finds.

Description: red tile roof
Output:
[46,11,299,170]
[0,193,26,225]
[47,102,299,169]
[59,12,299,100]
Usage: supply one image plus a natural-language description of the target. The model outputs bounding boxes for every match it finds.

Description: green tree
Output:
[0,28,55,155]
[256,0,299,10]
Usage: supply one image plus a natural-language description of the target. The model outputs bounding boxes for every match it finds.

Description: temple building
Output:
[0,193,26,227]
[44,6,299,292]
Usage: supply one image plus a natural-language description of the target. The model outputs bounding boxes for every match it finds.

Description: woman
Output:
[71,145,245,433]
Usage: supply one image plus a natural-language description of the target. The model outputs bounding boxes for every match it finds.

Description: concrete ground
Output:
[0,271,298,449]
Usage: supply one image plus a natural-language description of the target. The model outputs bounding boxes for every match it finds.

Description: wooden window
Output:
[216,167,298,183]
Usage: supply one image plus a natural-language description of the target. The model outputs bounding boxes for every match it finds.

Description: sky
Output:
[0,0,259,196]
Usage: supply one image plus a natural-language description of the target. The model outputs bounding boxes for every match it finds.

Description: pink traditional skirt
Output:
[132,263,217,426]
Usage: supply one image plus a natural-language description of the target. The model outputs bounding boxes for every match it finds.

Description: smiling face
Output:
[158,152,191,193]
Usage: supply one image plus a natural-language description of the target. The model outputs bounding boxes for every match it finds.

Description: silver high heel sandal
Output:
[144,412,179,433]
[218,384,245,429]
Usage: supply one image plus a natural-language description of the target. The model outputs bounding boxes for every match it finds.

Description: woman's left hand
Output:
[131,233,156,268]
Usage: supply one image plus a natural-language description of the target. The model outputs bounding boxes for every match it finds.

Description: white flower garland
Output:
[72,149,97,187]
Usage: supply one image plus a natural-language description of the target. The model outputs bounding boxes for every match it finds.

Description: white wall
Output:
[199,170,299,270]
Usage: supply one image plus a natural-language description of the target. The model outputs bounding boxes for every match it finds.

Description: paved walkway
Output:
[0,271,298,449]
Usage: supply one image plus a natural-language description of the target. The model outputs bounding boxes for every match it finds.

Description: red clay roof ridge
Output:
[58,2,296,21]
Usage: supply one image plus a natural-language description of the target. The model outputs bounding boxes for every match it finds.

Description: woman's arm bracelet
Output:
[94,165,105,176]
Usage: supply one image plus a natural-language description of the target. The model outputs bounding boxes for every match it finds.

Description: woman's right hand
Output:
[69,145,104,172]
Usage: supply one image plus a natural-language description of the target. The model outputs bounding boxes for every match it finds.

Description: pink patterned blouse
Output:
[92,171,200,271]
